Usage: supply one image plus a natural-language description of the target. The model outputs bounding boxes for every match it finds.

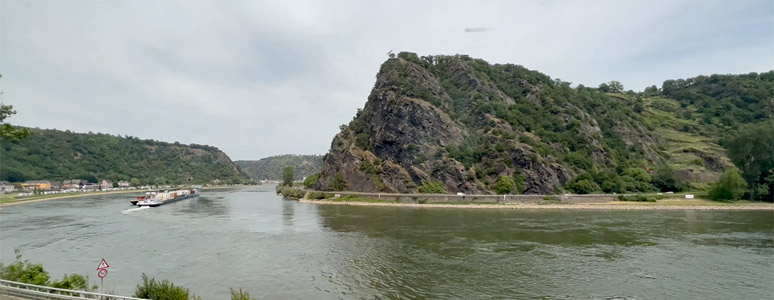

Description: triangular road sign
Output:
[97,258,109,270]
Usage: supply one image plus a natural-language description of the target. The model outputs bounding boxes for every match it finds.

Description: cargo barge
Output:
[132,187,202,207]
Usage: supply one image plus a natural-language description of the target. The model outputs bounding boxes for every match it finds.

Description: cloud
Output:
[1,0,772,160]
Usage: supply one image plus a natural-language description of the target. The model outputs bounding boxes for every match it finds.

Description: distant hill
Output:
[236,155,323,181]
[314,52,772,194]
[0,128,251,184]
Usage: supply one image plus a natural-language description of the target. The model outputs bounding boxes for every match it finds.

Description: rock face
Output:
[316,53,664,194]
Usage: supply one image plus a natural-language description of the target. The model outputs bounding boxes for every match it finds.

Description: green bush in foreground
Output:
[51,273,98,294]
[0,249,96,293]
[0,249,50,285]
[135,273,201,300]
[231,288,256,300]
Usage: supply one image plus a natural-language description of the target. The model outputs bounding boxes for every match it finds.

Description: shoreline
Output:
[299,199,774,210]
[0,185,246,208]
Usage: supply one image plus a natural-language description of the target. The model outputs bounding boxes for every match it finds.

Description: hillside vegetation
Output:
[315,52,772,198]
[0,128,251,185]
[236,155,322,181]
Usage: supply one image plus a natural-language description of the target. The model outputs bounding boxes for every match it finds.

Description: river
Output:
[0,185,772,299]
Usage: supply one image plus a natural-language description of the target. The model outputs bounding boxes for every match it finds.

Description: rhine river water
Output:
[1,185,772,299]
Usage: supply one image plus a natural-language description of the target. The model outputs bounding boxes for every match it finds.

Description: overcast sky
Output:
[2,0,772,160]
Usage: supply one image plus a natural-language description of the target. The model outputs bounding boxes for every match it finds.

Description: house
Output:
[100,180,113,190]
[62,179,77,189]
[0,181,15,194]
[118,181,130,188]
[63,179,88,189]
[21,180,51,191]
[50,181,63,190]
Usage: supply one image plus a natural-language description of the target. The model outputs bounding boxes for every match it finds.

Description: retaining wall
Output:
[326,191,618,204]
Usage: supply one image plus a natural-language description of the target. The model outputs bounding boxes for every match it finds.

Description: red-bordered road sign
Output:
[97,258,110,270]
[97,268,108,279]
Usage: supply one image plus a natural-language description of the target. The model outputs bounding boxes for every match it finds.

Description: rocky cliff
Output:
[316,53,767,195]
[316,53,662,194]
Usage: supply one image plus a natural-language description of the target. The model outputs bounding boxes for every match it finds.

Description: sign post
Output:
[96,258,110,295]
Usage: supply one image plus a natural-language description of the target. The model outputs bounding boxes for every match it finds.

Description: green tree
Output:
[723,121,774,201]
[329,173,347,191]
[153,177,167,186]
[0,104,30,141]
[494,176,515,195]
[130,178,141,186]
[303,173,320,188]
[569,179,599,194]
[709,169,748,201]
[513,173,526,194]
[643,85,659,96]
[608,81,624,93]
[652,167,687,192]
[282,166,295,186]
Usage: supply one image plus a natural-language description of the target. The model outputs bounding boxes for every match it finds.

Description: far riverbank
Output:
[0,185,250,208]
[300,198,774,210]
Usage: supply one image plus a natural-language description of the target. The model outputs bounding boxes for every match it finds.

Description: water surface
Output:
[1,186,771,299]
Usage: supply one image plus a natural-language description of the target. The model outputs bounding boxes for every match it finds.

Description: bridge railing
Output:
[0,279,145,300]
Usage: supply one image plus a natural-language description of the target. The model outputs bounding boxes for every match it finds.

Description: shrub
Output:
[709,169,748,201]
[230,288,255,300]
[617,195,657,202]
[418,180,445,194]
[329,173,347,191]
[51,273,98,294]
[280,187,305,199]
[0,249,50,286]
[494,176,515,195]
[513,173,526,194]
[275,184,285,194]
[568,179,600,194]
[134,273,201,300]
[303,173,320,188]
[307,191,327,200]
[652,167,688,192]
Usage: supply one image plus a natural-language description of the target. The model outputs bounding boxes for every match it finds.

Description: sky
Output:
[1,0,772,160]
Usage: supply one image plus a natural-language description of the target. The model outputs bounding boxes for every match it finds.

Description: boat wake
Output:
[122,206,150,214]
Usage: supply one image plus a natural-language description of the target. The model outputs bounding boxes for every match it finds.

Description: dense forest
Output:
[315,52,772,201]
[0,128,251,185]
[236,155,322,181]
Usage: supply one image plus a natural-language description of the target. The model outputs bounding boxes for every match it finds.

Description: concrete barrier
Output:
[324,191,618,204]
